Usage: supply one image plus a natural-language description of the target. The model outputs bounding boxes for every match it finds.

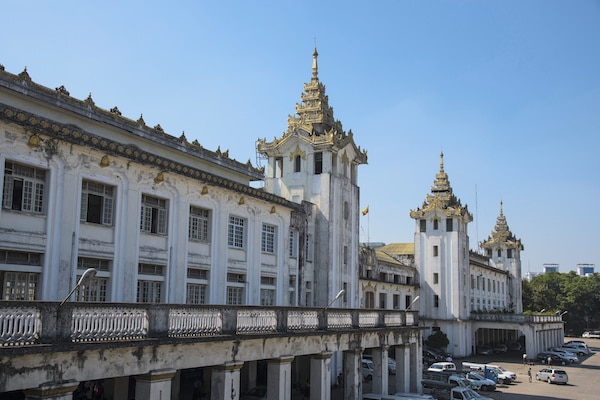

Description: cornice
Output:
[0,102,301,211]
[0,66,263,179]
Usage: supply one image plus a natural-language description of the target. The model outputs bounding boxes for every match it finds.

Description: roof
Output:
[378,243,414,256]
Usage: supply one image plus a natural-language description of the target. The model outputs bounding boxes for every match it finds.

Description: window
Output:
[1,271,39,300]
[305,234,312,261]
[446,218,453,232]
[507,249,513,258]
[3,161,46,214]
[189,206,210,242]
[137,263,164,303]
[227,273,245,305]
[433,219,439,230]
[289,230,298,258]
[294,155,301,172]
[343,201,349,220]
[497,249,502,257]
[228,216,246,248]
[343,246,348,265]
[433,245,439,257]
[393,294,400,309]
[140,194,168,235]
[433,272,439,284]
[81,180,114,225]
[314,152,323,174]
[379,293,386,309]
[187,267,208,304]
[0,250,43,266]
[434,294,439,308]
[76,257,110,301]
[187,284,207,304]
[405,295,412,310]
[406,276,412,285]
[260,276,276,306]
[420,219,426,232]
[261,224,276,254]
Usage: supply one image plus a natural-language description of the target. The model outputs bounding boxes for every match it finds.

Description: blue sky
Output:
[2,1,599,273]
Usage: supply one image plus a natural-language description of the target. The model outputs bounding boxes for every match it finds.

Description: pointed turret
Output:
[410,152,472,221]
[480,201,524,253]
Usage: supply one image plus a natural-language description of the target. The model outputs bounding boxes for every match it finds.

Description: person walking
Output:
[547,356,552,366]
[523,353,528,365]
[528,367,532,382]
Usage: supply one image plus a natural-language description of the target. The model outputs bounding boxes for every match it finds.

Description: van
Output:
[427,362,457,372]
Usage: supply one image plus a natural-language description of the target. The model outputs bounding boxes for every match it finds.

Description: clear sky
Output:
[2,1,599,273]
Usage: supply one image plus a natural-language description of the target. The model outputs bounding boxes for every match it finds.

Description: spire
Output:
[312,47,319,80]
[410,154,472,220]
[481,201,523,251]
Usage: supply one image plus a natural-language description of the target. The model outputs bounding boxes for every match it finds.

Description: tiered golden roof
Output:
[480,201,524,251]
[257,48,367,164]
[410,152,472,220]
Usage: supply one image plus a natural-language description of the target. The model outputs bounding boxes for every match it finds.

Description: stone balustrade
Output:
[0,301,419,347]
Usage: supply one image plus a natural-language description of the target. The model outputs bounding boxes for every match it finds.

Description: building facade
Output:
[0,55,421,400]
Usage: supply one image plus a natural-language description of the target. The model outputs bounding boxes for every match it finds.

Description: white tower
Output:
[480,201,524,313]
[257,48,368,308]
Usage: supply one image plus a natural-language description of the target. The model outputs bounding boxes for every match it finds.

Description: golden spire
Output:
[312,47,319,80]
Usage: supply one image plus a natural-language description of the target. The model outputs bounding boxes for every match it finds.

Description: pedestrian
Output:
[528,367,532,382]
[547,356,552,366]
[523,353,528,365]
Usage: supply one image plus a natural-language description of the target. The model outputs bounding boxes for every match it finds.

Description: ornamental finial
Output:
[312,46,319,80]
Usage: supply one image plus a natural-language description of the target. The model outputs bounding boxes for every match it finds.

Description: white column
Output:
[135,369,176,400]
[267,356,294,400]
[343,349,363,400]
[371,346,389,394]
[394,344,410,393]
[23,380,78,400]
[211,361,243,400]
[310,352,332,400]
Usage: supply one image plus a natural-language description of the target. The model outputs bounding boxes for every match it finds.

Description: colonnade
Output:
[18,345,421,400]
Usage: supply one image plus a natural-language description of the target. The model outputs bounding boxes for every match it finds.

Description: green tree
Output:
[425,330,449,350]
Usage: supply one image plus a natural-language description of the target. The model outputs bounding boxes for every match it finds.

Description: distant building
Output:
[577,264,595,276]
[543,264,560,273]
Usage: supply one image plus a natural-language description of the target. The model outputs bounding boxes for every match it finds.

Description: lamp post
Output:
[559,311,568,317]
[406,296,420,311]
[324,289,345,310]
[59,268,97,306]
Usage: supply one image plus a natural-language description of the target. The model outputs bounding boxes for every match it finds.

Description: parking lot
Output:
[456,338,600,400]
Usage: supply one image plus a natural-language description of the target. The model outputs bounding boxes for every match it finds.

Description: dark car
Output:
[423,349,445,361]
[536,352,568,366]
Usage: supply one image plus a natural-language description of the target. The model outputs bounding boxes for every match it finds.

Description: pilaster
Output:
[267,356,294,400]
[310,351,332,400]
[211,361,244,400]
[23,380,79,400]
[135,369,176,400]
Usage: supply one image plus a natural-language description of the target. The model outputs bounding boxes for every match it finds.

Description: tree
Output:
[425,330,449,350]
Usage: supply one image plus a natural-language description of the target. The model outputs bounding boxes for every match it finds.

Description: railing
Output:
[470,313,565,323]
[0,302,419,347]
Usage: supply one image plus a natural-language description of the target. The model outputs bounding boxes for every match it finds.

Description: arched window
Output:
[294,155,301,172]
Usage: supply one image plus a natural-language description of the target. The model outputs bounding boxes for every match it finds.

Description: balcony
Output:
[0,301,419,349]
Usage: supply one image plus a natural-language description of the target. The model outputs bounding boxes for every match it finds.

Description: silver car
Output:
[535,368,568,384]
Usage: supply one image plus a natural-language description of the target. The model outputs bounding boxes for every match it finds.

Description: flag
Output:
[361,206,369,216]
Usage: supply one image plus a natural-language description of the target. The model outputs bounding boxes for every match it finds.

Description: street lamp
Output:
[560,311,568,317]
[406,296,420,311]
[539,309,546,313]
[59,268,97,306]
[324,289,345,310]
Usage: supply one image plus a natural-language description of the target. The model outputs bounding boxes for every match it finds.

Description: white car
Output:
[362,359,375,380]
[561,343,590,356]
[535,368,568,384]
[427,362,457,372]
[466,372,496,392]
[582,331,600,338]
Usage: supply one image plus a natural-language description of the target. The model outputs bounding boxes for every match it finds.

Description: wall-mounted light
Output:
[99,155,110,167]
[27,134,41,148]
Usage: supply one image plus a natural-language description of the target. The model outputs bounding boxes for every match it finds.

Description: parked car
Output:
[536,352,568,366]
[548,348,578,363]
[535,368,568,384]
[507,342,522,351]
[465,372,496,391]
[423,349,445,361]
[582,331,600,338]
[427,362,457,372]
[476,345,493,356]
[362,359,374,381]
[561,343,590,356]
[492,344,508,353]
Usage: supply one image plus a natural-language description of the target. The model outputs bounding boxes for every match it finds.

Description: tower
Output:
[257,48,368,308]
[480,201,524,313]
[410,153,473,321]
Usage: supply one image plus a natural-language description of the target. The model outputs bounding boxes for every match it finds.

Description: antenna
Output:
[475,184,479,252]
